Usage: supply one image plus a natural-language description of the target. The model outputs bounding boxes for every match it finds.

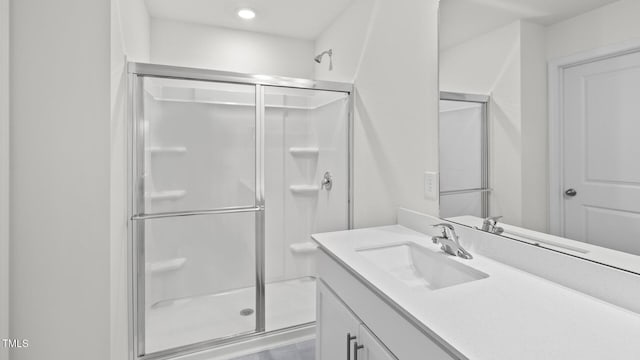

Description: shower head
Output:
[314,49,333,70]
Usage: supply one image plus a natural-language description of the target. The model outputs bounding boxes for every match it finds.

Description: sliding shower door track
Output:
[139,323,316,360]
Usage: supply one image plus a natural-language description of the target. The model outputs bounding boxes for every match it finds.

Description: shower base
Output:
[146,277,316,354]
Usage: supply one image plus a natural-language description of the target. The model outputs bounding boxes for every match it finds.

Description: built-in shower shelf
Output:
[289,185,320,194]
[146,258,187,275]
[290,242,318,254]
[147,190,187,200]
[148,146,187,155]
[289,147,319,156]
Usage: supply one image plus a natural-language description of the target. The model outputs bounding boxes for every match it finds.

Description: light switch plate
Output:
[424,171,439,200]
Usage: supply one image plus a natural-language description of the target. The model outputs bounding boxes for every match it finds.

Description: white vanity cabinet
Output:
[357,325,398,360]
[317,281,397,360]
[315,250,459,360]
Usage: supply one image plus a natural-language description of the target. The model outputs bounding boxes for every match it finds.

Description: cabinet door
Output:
[317,281,361,360]
[354,325,398,360]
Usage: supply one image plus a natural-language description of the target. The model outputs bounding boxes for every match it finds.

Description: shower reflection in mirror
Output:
[439,92,489,219]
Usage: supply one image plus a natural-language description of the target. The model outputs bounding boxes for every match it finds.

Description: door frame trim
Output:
[0,0,9,356]
[548,39,640,236]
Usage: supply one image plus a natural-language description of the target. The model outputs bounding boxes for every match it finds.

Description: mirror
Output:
[438,0,640,274]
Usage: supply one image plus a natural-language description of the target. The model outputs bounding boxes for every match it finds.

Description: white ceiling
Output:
[144,0,355,40]
[440,0,621,49]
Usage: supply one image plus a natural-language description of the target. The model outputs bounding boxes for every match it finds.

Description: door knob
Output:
[565,188,577,197]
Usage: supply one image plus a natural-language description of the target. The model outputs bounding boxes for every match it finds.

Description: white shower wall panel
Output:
[265,89,349,285]
[142,79,258,308]
[439,101,483,192]
[310,97,350,233]
[264,108,286,283]
[283,107,316,281]
[143,89,256,213]
[139,80,350,341]
[265,106,315,283]
[144,213,256,310]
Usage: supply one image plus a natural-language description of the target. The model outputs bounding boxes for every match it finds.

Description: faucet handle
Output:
[479,216,505,234]
[432,223,454,237]
[484,216,502,224]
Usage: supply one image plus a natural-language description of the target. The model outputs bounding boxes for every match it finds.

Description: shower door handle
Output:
[346,333,356,360]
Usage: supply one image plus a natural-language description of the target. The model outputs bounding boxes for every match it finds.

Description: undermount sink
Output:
[357,242,488,290]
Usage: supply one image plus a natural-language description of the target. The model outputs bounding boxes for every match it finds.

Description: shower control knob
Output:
[565,188,577,197]
[321,171,333,191]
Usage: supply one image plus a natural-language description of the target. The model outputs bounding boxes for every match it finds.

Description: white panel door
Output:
[355,325,398,360]
[563,50,640,255]
[316,281,361,360]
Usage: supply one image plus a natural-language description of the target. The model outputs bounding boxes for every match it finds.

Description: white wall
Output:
[521,22,548,232]
[314,0,376,82]
[111,1,150,358]
[150,19,314,79]
[148,0,441,229]
[10,0,111,359]
[113,0,150,62]
[440,22,524,226]
[440,21,521,95]
[440,20,549,231]
[547,0,640,60]
[350,0,440,227]
[0,0,9,358]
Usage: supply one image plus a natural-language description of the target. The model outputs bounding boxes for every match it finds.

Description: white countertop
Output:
[312,225,640,360]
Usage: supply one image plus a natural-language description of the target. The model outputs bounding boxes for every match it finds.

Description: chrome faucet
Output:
[431,223,473,260]
[477,216,504,235]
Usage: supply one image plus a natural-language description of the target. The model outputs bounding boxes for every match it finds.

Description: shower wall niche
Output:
[130,64,351,358]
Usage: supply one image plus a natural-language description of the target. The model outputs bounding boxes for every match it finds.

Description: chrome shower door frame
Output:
[127,63,354,360]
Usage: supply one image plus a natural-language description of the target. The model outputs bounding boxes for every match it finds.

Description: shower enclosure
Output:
[128,63,352,359]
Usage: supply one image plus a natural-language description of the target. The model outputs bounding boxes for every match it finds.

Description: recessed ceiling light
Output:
[237,8,256,20]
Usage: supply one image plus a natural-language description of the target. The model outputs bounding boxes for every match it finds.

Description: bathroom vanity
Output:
[312,210,640,360]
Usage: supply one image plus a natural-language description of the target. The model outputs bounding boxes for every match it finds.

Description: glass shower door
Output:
[132,76,262,355]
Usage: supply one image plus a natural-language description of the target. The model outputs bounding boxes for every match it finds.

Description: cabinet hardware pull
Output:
[353,341,364,360]
[347,333,357,360]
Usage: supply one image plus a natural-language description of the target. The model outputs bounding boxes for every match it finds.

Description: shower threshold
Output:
[145,276,316,354]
